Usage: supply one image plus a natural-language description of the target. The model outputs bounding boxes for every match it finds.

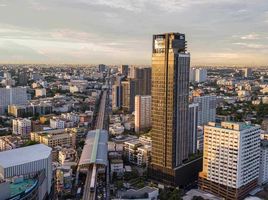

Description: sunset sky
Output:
[0,0,268,66]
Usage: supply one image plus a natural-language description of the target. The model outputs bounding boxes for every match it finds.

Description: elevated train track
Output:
[82,90,108,200]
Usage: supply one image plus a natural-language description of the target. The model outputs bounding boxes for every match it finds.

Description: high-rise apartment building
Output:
[12,118,32,137]
[149,33,192,185]
[195,68,207,83]
[244,68,252,78]
[189,68,196,82]
[193,95,216,126]
[259,139,268,185]
[134,95,151,132]
[0,86,28,114]
[199,122,261,200]
[188,103,199,154]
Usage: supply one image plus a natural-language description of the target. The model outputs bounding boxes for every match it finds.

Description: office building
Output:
[119,65,129,76]
[199,122,261,200]
[112,84,122,110]
[0,86,27,114]
[121,79,138,112]
[129,67,152,95]
[35,88,46,97]
[31,129,76,148]
[0,144,52,200]
[259,139,268,185]
[98,64,106,72]
[12,118,32,137]
[149,33,197,186]
[18,70,28,86]
[193,95,216,126]
[135,95,151,132]
[188,103,199,154]
[195,68,207,83]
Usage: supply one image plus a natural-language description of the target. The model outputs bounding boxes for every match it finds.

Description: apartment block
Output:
[12,118,32,137]
[199,122,261,200]
[135,95,151,132]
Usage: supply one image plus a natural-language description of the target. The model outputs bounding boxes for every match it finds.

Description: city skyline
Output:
[0,0,268,66]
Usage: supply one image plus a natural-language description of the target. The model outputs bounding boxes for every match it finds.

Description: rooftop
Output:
[206,121,259,131]
[0,144,52,169]
[79,129,108,167]
[10,179,38,197]
[183,189,222,200]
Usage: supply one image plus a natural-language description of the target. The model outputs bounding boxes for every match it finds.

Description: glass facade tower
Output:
[149,33,191,185]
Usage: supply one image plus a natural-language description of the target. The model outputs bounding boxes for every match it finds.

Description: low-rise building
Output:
[137,145,151,166]
[12,118,32,137]
[0,136,23,151]
[115,186,159,200]
[58,147,77,165]
[35,88,46,97]
[123,136,152,167]
[30,129,76,148]
[110,159,124,176]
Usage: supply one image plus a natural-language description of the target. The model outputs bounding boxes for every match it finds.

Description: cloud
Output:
[240,33,260,40]
[233,42,267,49]
[75,0,243,12]
[0,0,268,65]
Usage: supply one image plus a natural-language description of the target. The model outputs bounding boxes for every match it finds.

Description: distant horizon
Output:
[0,62,267,68]
[0,1,267,65]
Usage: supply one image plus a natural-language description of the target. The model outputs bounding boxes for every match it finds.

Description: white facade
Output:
[61,112,80,124]
[50,118,65,129]
[244,68,252,78]
[195,68,207,82]
[12,118,32,137]
[189,68,196,82]
[110,159,124,175]
[193,95,216,126]
[135,95,151,132]
[259,140,268,185]
[0,144,52,197]
[35,88,46,97]
[0,87,28,114]
[201,122,261,189]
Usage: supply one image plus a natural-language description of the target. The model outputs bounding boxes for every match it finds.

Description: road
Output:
[82,90,108,200]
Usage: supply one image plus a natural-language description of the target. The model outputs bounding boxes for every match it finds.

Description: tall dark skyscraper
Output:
[149,33,191,185]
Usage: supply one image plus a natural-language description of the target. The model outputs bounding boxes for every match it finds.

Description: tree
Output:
[115,180,123,189]
[22,140,39,147]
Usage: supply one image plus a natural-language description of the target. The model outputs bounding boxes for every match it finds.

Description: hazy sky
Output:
[0,0,268,66]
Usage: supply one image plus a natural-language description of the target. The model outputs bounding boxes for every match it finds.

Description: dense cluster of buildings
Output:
[0,32,268,200]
